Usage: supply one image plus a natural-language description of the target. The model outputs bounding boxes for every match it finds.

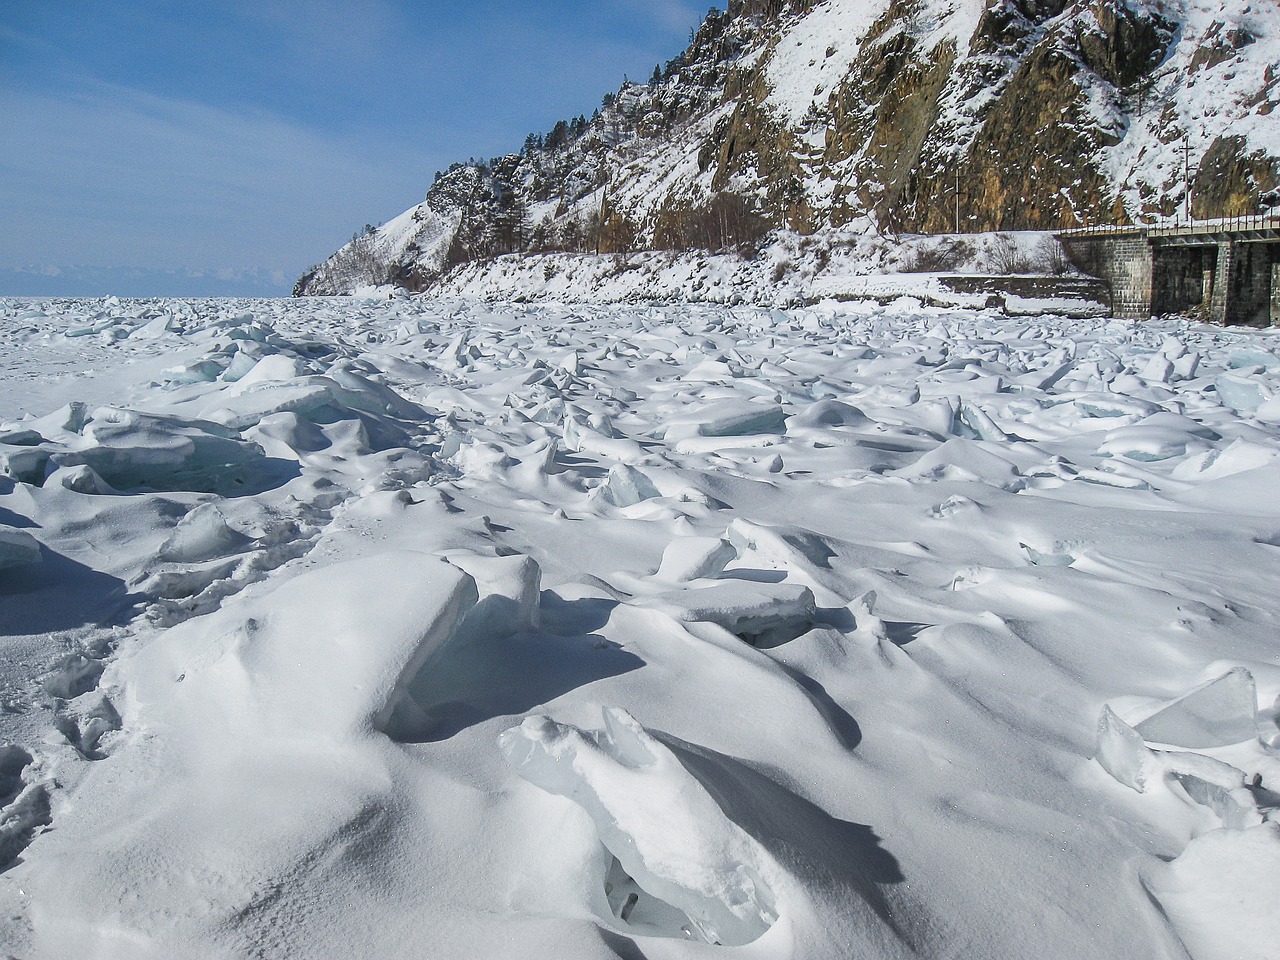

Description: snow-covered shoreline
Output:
[0,295,1277,959]
[421,231,1105,313]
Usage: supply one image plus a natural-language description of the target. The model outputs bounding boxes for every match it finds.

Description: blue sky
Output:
[0,0,708,296]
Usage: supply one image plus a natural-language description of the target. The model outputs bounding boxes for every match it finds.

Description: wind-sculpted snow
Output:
[500,708,779,946]
[0,294,1278,959]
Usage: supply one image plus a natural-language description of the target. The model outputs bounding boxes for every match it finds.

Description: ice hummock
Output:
[649,580,817,647]
[4,297,1280,959]
[42,406,277,495]
[654,536,737,582]
[1095,705,1263,829]
[156,503,252,563]
[499,708,778,946]
[592,463,661,507]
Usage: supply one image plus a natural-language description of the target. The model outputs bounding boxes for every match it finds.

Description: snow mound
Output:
[0,527,41,571]
[0,745,50,867]
[500,707,779,946]
[1142,825,1280,960]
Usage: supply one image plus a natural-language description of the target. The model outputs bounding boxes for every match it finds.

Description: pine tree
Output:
[545,119,570,151]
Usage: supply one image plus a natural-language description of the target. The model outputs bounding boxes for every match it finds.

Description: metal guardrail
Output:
[1057,214,1280,239]
[1147,214,1280,237]
[1055,224,1145,238]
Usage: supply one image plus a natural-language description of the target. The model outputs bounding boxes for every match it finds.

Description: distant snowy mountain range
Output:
[297,0,1279,298]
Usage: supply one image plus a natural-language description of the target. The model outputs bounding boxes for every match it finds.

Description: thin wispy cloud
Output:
[1,80,439,275]
[617,0,707,36]
[0,1,708,296]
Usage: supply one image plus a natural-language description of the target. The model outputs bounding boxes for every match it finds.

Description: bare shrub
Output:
[653,194,772,253]
[987,234,1034,274]
[902,237,974,272]
[324,232,393,288]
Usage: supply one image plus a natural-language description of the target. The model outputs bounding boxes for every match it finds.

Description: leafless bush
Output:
[606,252,643,276]
[987,234,1034,274]
[901,237,974,272]
[323,232,393,288]
[653,194,772,253]
[529,212,602,255]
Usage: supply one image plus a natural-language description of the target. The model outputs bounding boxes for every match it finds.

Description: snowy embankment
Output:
[0,295,1277,959]
[408,228,1105,315]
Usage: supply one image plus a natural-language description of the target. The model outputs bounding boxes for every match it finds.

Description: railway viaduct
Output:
[1056,216,1280,325]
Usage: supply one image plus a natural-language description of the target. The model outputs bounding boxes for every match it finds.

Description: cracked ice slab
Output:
[1133,668,1260,749]
[1095,705,1263,830]
[45,406,273,495]
[662,400,788,441]
[128,550,479,740]
[639,580,817,644]
[499,707,778,946]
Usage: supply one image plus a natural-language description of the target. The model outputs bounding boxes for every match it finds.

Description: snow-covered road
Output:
[0,295,1277,959]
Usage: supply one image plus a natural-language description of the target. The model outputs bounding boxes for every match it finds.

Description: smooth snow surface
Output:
[1,295,1278,960]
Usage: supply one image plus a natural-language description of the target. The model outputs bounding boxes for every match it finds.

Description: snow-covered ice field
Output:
[0,294,1278,959]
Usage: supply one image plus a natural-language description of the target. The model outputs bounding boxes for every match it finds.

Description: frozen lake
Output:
[0,295,1277,959]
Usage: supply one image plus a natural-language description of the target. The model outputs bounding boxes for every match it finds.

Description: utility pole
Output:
[954,166,960,234]
[596,178,608,256]
[1183,136,1191,223]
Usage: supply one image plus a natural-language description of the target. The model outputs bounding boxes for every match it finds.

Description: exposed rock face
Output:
[297,0,1280,295]
[1192,136,1280,218]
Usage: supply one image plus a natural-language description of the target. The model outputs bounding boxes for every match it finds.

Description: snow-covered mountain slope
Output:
[426,228,1107,312]
[1,294,1279,958]
[298,0,1279,296]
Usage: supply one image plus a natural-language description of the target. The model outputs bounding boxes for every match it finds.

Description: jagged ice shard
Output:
[1136,668,1260,749]
[499,708,778,946]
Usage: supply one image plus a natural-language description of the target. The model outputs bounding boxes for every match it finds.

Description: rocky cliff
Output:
[297,0,1279,296]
